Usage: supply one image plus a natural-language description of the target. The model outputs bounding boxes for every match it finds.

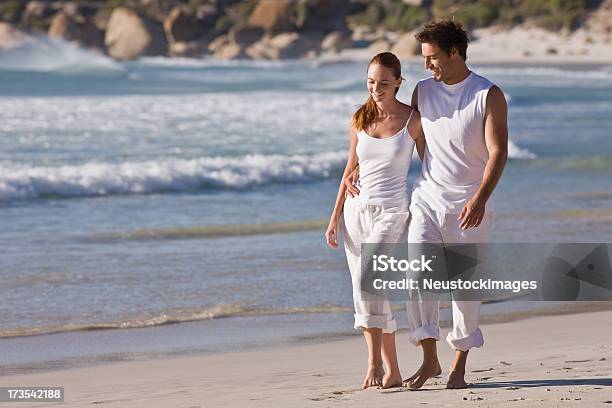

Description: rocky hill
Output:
[0,0,610,60]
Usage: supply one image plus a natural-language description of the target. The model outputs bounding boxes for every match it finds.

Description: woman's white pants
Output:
[341,196,410,334]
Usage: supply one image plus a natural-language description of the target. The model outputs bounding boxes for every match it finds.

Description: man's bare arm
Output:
[345,163,360,197]
[477,86,508,202]
[459,86,508,229]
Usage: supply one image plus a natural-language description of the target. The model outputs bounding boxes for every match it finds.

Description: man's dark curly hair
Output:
[415,19,469,60]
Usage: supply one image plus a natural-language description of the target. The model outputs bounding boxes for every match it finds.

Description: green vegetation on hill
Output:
[347,1,431,31]
[0,0,602,33]
[347,0,597,31]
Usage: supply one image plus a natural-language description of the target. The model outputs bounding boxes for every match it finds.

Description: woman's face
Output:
[367,63,400,103]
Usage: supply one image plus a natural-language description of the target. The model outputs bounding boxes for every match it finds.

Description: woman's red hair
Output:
[352,52,402,131]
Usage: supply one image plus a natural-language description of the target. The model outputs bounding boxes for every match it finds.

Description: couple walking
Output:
[325,19,508,390]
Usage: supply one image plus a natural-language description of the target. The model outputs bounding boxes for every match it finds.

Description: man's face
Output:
[421,42,453,82]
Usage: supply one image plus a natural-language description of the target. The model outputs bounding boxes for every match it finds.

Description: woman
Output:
[325,52,425,389]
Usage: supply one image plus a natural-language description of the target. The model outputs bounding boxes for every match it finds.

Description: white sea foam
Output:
[136,56,292,69]
[301,77,363,91]
[0,139,535,202]
[0,36,125,73]
[477,66,612,81]
[0,151,347,201]
[508,140,536,159]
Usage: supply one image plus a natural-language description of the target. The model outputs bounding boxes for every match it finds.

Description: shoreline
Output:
[322,49,612,67]
[2,301,612,378]
[2,308,611,407]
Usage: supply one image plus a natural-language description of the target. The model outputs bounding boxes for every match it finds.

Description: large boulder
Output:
[228,26,264,47]
[367,39,392,55]
[164,6,202,43]
[208,33,245,59]
[321,30,353,53]
[248,0,294,32]
[48,12,104,50]
[246,30,322,60]
[104,7,167,60]
[391,31,420,58]
[208,35,229,54]
[0,22,28,50]
[244,36,270,60]
[214,42,244,59]
[271,31,321,59]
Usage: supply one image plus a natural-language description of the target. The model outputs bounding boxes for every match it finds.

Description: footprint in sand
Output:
[472,367,494,373]
[310,389,356,402]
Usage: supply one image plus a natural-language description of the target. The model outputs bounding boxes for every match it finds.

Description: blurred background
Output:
[0,0,611,61]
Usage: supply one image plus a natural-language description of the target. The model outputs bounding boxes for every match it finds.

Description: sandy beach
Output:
[2,308,611,407]
[320,23,612,65]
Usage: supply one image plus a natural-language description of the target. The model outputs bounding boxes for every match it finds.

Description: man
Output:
[346,19,508,389]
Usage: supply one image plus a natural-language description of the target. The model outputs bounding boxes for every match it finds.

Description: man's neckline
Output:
[440,71,473,90]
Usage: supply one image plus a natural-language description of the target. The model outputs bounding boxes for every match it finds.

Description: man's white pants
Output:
[407,202,493,351]
[342,196,411,334]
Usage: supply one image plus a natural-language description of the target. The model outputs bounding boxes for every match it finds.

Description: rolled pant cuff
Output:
[446,328,484,351]
[354,314,397,333]
[408,324,440,346]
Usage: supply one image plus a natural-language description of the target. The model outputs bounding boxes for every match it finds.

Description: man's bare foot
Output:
[404,360,442,390]
[381,371,402,389]
[402,360,441,386]
[362,363,385,389]
[446,370,468,389]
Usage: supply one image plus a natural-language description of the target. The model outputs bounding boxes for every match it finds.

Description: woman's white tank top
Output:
[356,113,415,210]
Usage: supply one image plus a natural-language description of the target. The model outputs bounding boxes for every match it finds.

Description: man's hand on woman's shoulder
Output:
[345,165,360,197]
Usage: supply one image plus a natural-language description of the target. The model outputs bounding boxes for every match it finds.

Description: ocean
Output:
[1,38,611,373]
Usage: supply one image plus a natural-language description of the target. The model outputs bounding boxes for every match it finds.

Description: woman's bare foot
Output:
[362,363,385,389]
[404,360,442,389]
[381,371,403,389]
[446,370,468,389]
